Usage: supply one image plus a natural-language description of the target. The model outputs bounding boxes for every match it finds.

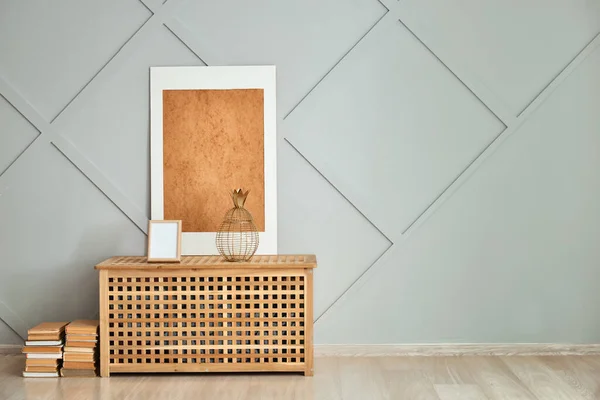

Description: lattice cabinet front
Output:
[96,255,316,377]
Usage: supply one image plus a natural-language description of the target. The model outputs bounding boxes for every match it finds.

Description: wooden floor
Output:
[2,354,600,399]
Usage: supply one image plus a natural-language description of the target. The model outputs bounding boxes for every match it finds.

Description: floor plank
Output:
[385,370,441,400]
[462,356,538,400]
[338,357,389,400]
[300,357,342,400]
[61,374,144,400]
[122,375,207,400]
[502,356,586,400]
[434,384,489,400]
[541,356,598,399]
[422,357,477,385]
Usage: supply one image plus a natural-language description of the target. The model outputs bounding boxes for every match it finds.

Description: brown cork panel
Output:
[163,89,265,232]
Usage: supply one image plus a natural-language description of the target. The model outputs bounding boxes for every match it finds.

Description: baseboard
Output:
[5,342,599,357]
[0,345,21,355]
[314,344,600,357]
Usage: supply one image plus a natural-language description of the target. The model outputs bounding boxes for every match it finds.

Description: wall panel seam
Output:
[283,9,391,120]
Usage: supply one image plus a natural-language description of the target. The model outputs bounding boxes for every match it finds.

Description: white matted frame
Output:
[150,66,277,255]
[147,220,182,263]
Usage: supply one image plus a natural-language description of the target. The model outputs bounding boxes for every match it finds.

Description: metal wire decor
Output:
[216,189,259,262]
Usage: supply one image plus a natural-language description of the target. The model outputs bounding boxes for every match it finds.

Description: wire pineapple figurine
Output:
[216,189,259,262]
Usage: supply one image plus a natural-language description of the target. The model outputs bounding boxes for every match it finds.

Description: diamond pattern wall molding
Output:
[0,0,599,345]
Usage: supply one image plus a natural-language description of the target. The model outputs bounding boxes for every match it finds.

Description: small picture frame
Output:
[147,220,182,263]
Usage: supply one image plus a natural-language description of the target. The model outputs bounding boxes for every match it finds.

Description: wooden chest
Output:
[95,255,316,377]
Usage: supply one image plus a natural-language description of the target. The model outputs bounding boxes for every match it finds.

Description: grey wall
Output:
[0,321,21,345]
[1,0,599,344]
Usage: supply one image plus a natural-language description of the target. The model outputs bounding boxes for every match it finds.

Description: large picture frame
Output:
[150,66,277,255]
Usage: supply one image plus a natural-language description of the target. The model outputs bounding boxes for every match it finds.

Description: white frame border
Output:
[150,66,277,255]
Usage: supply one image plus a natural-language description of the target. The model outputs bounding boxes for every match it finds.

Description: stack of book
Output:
[61,320,99,377]
[22,322,68,377]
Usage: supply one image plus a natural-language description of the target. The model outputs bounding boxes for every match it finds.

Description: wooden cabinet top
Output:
[95,255,317,270]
